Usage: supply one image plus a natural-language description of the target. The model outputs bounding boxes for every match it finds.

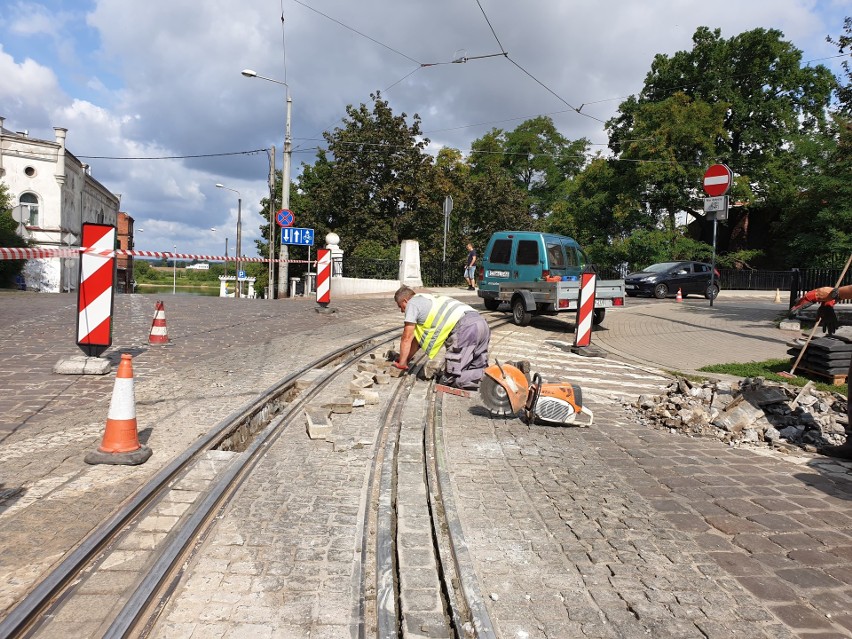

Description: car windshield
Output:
[643,262,680,273]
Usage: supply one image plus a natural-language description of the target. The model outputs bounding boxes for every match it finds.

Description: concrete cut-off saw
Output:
[479,360,594,426]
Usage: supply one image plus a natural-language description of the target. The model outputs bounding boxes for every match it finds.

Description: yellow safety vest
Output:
[412,294,473,359]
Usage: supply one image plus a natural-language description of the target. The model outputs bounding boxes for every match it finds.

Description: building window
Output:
[24,166,36,177]
[97,209,105,224]
[19,193,39,226]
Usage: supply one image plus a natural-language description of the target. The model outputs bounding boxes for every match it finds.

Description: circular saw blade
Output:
[479,375,515,416]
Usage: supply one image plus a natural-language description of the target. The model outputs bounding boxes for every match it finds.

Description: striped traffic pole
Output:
[573,271,597,349]
[316,249,331,305]
[76,223,116,358]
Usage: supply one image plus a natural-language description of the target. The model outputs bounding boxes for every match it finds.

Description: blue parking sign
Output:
[281,227,314,246]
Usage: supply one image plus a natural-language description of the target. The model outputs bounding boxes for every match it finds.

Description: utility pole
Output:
[278,93,292,298]
[267,146,276,298]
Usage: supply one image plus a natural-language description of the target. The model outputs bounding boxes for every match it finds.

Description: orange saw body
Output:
[479,361,593,426]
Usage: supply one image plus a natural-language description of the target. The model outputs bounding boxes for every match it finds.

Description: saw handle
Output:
[524,373,543,424]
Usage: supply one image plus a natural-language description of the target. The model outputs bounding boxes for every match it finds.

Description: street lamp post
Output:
[211,227,229,287]
[216,184,242,298]
[242,69,291,299]
[172,244,177,295]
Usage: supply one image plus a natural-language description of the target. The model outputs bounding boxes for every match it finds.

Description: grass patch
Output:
[698,358,845,394]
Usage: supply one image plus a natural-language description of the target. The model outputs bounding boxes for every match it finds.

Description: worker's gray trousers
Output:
[443,311,491,389]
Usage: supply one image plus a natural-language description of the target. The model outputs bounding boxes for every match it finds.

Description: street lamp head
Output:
[215,183,225,188]
[210,227,217,232]
[241,69,257,78]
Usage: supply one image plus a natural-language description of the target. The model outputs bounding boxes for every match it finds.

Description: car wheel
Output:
[592,309,606,326]
[653,283,669,299]
[512,297,532,326]
[705,284,719,300]
[483,297,500,311]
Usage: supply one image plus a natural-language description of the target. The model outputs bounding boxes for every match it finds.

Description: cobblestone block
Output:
[305,407,332,440]
[354,389,380,405]
[349,377,374,393]
[323,400,353,414]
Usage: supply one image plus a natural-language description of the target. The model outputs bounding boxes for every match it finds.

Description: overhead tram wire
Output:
[291,0,422,66]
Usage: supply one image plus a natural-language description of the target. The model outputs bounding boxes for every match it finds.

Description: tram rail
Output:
[1,315,511,639]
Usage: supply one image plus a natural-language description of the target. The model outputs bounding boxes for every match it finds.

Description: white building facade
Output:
[0,117,121,292]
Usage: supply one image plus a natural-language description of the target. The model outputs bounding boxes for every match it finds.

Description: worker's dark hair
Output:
[394,286,415,304]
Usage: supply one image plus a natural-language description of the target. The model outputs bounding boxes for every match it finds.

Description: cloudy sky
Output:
[1,0,848,258]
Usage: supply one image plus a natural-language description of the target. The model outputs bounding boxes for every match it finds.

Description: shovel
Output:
[779,252,852,379]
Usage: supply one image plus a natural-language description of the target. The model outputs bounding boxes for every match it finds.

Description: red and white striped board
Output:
[316,249,331,305]
[76,224,116,357]
[573,271,597,348]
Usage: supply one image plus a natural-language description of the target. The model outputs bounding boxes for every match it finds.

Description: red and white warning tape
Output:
[0,246,314,264]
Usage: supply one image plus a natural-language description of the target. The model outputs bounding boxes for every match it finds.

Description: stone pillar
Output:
[219,276,228,297]
[326,232,344,277]
[54,127,68,185]
[247,278,256,298]
[398,240,423,288]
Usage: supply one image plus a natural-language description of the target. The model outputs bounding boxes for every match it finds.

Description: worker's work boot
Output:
[819,440,852,461]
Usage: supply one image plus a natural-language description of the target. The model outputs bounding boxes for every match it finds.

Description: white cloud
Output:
[0,0,845,259]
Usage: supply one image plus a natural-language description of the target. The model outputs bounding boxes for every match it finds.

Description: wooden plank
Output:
[796,365,848,386]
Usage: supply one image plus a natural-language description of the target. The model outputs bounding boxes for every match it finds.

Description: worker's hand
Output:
[392,360,409,371]
[791,289,819,314]
[817,302,839,334]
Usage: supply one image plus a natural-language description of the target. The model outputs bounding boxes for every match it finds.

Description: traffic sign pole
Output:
[703,164,732,308]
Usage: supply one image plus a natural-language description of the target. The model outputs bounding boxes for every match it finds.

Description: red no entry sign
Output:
[703,164,733,197]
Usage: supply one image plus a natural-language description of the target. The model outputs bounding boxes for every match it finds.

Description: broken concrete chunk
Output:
[350,377,374,393]
[305,407,332,440]
[373,372,391,385]
[355,389,380,405]
[352,398,366,408]
[324,400,353,414]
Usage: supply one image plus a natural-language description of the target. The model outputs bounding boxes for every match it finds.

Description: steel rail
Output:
[0,327,400,639]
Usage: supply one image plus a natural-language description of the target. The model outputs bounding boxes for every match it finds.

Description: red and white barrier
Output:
[76,224,116,357]
[573,271,597,349]
[0,246,313,263]
[316,249,331,305]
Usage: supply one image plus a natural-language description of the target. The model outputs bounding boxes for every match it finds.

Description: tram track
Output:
[0,328,400,639]
[1,315,511,639]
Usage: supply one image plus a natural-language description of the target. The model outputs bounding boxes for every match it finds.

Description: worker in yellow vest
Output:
[392,285,491,390]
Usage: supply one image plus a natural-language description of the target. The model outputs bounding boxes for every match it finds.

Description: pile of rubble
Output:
[624,376,849,453]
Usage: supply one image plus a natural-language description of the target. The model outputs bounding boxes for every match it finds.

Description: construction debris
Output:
[624,376,848,453]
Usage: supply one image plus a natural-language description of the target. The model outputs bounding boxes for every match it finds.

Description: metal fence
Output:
[719,269,794,291]
[790,267,852,307]
[342,257,400,280]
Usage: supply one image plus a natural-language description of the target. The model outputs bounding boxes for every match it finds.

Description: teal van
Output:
[477,231,625,326]
[479,231,587,297]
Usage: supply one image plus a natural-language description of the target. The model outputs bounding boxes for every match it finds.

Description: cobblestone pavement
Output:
[3,288,851,638]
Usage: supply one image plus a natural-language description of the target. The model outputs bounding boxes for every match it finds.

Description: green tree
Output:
[293,93,434,257]
[469,117,589,219]
[0,182,27,288]
[828,17,852,114]
[608,27,836,261]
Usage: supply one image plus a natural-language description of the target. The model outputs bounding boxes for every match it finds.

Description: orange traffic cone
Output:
[148,300,170,345]
[676,288,683,302]
[85,354,152,465]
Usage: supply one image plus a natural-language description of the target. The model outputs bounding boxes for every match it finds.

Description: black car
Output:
[624,261,720,299]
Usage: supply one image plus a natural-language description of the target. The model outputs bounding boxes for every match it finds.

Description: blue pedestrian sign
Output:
[281,227,314,246]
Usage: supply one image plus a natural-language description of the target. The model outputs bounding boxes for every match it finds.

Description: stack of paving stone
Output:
[787,334,852,384]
